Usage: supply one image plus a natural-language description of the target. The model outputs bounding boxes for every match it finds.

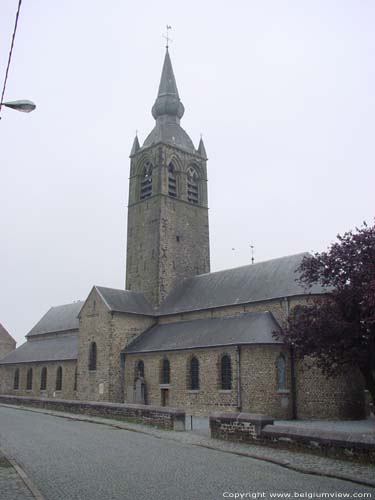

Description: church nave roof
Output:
[123,311,281,354]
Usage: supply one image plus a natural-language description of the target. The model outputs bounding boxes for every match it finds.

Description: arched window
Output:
[161,358,170,384]
[189,357,199,390]
[74,367,78,391]
[168,163,177,197]
[276,354,287,391]
[13,368,19,390]
[187,166,199,204]
[26,368,33,391]
[221,355,232,390]
[89,342,97,371]
[56,366,63,391]
[40,367,47,391]
[136,360,144,378]
[140,161,153,200]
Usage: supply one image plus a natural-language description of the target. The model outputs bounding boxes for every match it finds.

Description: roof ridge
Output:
[95,285,147,296]
[0,323,16,342]
[157,310,272,326]
[50,300,84,309]
[172,252,310,284]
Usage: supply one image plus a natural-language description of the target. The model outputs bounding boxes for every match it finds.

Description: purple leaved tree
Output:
[276,222,375,406]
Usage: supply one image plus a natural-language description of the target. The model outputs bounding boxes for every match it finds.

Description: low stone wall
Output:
[209,412,375,464]
[210,412,274,441]
[0,395,185,431]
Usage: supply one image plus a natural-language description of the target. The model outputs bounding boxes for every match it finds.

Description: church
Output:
[0,49,365,420]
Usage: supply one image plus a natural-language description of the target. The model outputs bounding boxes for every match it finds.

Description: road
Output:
[0,405,374,500]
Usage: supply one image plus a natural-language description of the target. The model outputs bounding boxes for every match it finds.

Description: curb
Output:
[193,443,375,489]
[1,403,374,490]
[8,459,45,500]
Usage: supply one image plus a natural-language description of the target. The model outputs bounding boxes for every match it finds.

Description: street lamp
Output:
[2,99,36,113]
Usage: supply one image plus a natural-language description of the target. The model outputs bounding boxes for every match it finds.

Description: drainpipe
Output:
[120,353,126,403]
[236,345,242,411]
[284,297,297,419]
[290,345,297,420]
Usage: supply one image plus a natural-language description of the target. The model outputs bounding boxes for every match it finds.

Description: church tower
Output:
[126,49,210,307]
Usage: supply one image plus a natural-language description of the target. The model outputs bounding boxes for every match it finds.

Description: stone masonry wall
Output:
[0,332,16,361]
[0,360,77,400]
[295,359,365,420]
[240,345,293,419]
[156,297,365,420]
[210,413,375,464]
[0,395,186,431]
[126,143,210,307]
[77,288,155,403]
[125,347,239,416]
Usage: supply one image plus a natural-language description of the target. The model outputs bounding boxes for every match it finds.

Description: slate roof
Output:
[0,323,16,344]
[123,312,282,354]
[0,334,78,364]
[157,253,327,316]
[27,301,83,337]
[94,286,154,315]
[142,49,196,154]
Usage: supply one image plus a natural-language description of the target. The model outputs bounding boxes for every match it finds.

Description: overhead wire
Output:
[0,0,23,116]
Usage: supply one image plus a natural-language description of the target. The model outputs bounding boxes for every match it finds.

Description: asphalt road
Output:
[0,406,374,500]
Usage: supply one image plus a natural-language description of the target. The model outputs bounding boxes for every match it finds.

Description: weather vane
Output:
[163,25,172,49]
[250,244,255,264]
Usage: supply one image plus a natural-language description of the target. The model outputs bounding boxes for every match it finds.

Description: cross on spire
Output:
[163,25,172,49]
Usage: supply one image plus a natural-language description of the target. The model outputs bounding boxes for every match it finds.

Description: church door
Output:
[161,388,169,407]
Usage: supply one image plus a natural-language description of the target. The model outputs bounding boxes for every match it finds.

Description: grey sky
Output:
[1,1,374,344]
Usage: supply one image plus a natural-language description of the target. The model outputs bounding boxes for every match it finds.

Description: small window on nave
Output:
[136,360,145,378]
[40,367,47,391]
[187,166,199,204]
[161,358,170,384]
[140,161,153,200]
[189,357,199,390]
[56,366,63,391]
[13,368,19,390]
[26,368,33,391]
[220,355,232,390]
[276,354,287,391]
[89,342,97,371]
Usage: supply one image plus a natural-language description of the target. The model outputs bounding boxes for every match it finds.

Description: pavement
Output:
[0,405,375,500]
[0,450,36,500]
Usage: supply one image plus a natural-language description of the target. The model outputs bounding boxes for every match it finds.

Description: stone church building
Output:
[0,50,365,420]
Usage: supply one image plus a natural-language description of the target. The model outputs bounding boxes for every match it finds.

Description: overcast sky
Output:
[1,1,374,344]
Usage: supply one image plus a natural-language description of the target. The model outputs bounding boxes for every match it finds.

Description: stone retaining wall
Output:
[0,395,185,431]
[209,412,375,464]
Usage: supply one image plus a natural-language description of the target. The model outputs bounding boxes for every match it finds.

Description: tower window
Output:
[220,355,232,390]
[56,366,63,391]
[140,161,153,200]
[13,368,19,390]
[168,163,177,197]
[40,367,47,391]
[189,357,199,390]
[26,368,33,391]
[187,166,199,204]
[89,342,97,371]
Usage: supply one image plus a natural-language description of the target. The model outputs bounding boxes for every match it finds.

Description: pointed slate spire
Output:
[197,137,207,159]
[130,135,140,156]
[152,49,185,121]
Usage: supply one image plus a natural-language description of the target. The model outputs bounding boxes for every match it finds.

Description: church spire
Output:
[197,137,207,159]
[152,49,185,122]
[130,134,140,156]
